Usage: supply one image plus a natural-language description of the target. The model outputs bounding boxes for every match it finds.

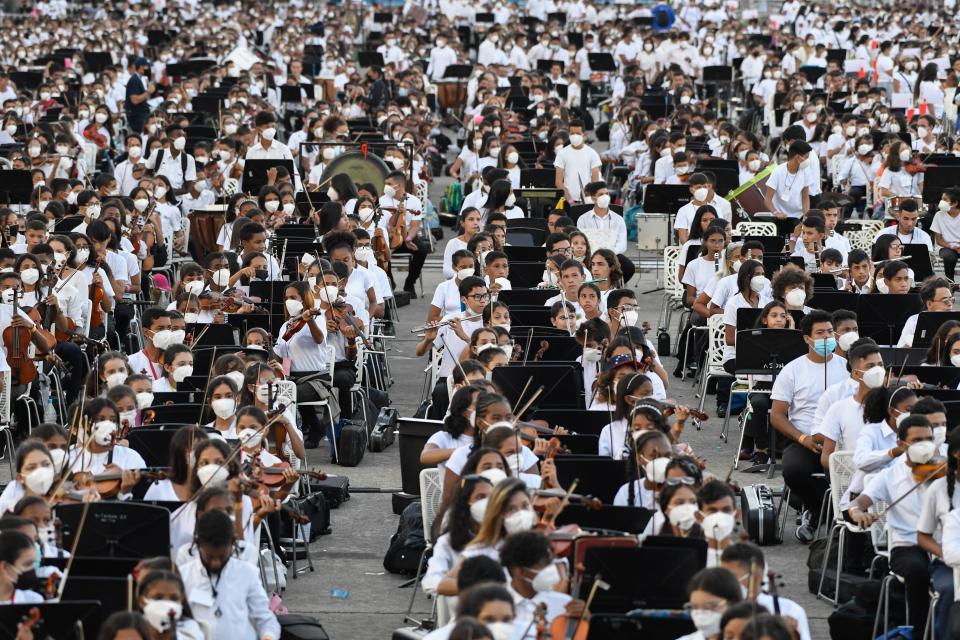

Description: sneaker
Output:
[304,439,320,450]
[795,510,815,544]
[716,404,726,418]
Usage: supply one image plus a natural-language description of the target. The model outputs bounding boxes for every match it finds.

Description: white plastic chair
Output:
[295,345,338,452]
[407,468,443,615]
[659,246,683,332]
[694,314,733,422]
[816,451,860,604]
[734,221,777,236]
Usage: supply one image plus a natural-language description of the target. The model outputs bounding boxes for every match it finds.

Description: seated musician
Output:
[897,276,954,347]
[772,311,849,544]
[425,472,495,597]
[380,170,428,297]
[543,259,586,319]
[440,392,523,494]
[237,363,304,463]
[598,376,677,459]
[771,265,813,315]
[179,511,280,638]
[692,242,749,320]
[483,250,511,296]
[83,350,132,398]
[877,198,933,252]
[476,347,508,374]
[931,187,960,282]
[273,281,339,453]
[425,581,517,640]
[0,442,58,515]
[415,276,489,418]
[577,283,602,324]
[876,141,922,216]
[323,231,383,319]
[175,487,261,567]
[720,543,812,640]
[0,529,44,603]
[351,228,393,307]
[136,569,206,638]
[675,173,733,245]
[69,397,146,480]
[144,425,208,503]
[575,318,610,408]
[846,249,874,293]
[431,250,480,321]
[501,530,587,639]
[790,215,826,270]
[587,249,622,309]
[719,259,770,415]
[614,430,674,509]
[818,196,851,261]
[152,343,194,392]
[108,385,142,431]
[127,308,171,381]
[849,416,937,637]
[871,236,914,288]
[204,375,241,437]
[13,496,68,562]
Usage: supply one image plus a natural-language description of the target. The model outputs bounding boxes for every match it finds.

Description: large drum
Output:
[727,164,774,220]
[188,206,227,256]
[636,213,671,251]
[438,81,467,109]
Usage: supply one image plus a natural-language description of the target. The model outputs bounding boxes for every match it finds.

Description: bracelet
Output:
[798,434,806,445]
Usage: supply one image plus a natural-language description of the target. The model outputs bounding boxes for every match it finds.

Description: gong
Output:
[317,151,390,192]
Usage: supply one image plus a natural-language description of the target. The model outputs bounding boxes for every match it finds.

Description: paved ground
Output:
[276,233,836,639]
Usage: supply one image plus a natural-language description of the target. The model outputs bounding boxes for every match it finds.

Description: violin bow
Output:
[196,346,219,424]
[878,460,948,517]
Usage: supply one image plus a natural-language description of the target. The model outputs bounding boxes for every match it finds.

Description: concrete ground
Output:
[278,236,836,638]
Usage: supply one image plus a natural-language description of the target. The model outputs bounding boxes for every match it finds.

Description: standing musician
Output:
[380,170,428,298]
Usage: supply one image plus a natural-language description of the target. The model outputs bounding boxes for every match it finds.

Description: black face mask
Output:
[254,268,268,280]
[14,567,43,593]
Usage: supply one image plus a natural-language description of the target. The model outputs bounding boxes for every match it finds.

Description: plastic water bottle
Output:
[329,587,350,600]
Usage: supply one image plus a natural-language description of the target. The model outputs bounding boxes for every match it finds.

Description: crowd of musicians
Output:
[0,0,958,638]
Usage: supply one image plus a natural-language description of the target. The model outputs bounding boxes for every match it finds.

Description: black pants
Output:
[617,254,637,285]
[890,545,930,633]
[941,247,958,280]
[391,238,430,292]
[333,360,356,419]
[296,375,334,441]
[427,378,449,420]
[54,341,86,410]
[782,443,828,515]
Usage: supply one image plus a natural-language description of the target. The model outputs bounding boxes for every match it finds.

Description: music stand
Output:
[0,170,35,205]
[397,418,443,495]
[876,347,928,368]
[811,273,838,289]
[125,426,183,467]
[587,53,616,73]
[554,457,626,504]
[143,403,207,424]
[520,168,556,189]
[512,332,581,361]
[642,185,690,241]
[493,364,583,413]
[532,409,613,436]
[54,503,170,558]
[588,614,694,640]
[549,434,600,454]
[503,306,552,327]
[242,159,295,195]
[912,312,960,348]
[0,602,102,639]
[61,576,130,614]
[250,281,294,300]
[898,366,960,389]
[506,262,548,288]
[555,505,654,533]
[922,166,960,205]
[857,294,923,346]
[497,288,554,306]
[580,541,706,612]
[902,244,934,282]
[502,246,548,265]
[188,322,239,348]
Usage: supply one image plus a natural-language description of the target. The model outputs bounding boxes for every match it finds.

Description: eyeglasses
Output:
[468,293,491,301]
[664,477,696,487]
[684,600,727,613]
[553,247,573,255]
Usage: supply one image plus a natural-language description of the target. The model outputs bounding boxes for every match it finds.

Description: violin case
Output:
[277,614,330,640]
[740,484,782,546]
[369,407,398,452]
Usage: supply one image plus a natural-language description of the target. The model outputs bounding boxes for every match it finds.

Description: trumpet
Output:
[410,314,483,334]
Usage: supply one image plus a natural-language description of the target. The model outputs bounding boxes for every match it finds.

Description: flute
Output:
[410,314,483,334]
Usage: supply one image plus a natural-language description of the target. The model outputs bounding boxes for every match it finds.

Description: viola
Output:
[72,466,169,498]
[4,288,38,385]
[371,215,391,272]
[88,255,106,330]
[385,202,409,250]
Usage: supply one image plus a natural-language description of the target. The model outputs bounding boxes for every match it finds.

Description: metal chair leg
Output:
[816,522,839,603]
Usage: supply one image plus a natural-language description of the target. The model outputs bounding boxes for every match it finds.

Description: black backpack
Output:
[383,501,427,576]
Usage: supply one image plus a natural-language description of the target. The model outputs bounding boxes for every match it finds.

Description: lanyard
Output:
[209,570,223,617]
[144,351,159,380]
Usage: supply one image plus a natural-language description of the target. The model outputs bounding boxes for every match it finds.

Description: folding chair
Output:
[296,345,338,455]
[816,451,860,604]
[734,221,777,236]
[694,314,734,423]
[658,245,683,334]
[405,468,443,626]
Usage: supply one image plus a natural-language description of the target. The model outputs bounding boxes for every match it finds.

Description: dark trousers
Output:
[296,375,333,441]
[391,238,430,292]
[54,341,86,409]
[333,360,356,418]
[940,247,958,280]
[931,559,954,637]
[782,443,827,515]
[617,253,637,284]
[427,378,449,420]
[890,545,930,634]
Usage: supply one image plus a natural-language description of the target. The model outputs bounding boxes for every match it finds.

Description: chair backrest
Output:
[274,380,298,413]
[325,344,336,379]
[427,346,443,391]
[663,246,682,297]
[827,451,857,518]
[706,313,728,372]
[0,371,10,426]
[735,221,777,237]
[80,299,93,338]
[419,468,443,546]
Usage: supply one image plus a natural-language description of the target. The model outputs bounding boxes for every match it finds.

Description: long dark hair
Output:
[189,439,240,492]
[689,205,718,241]
[924,320,960,364]
[444,386,479,439]
[137,570,195,620]
[657,483,704,538]
[170,426,208,485]
[862,385,915,425]
[947,427,960,511]
[445,475,494,551]
[737,259,763,296]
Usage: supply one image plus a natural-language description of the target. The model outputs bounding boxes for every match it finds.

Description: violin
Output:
[71,466,169,499]
[198,291,265,314]
[369,208,391,271]
[4,288,39,385]
[253,462,327,488]
[236,473,311,526]
[88,255,106,330]
[386,201,407,250]
[281,308,323,342]
[911,457,948,483]
[17,607,42,638]
[659,400,709,422]
[534,489,602,511]
[327,300,370,350]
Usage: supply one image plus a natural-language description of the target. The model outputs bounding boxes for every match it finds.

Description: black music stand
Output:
[357,51,385,68]
[187,322,239,348]
[811,273,839,289]
[126,426,183,467]
[922,166,960,205]
[902,244,934,282]
[512,331,581,361]
[912,312,960,348]
[581,540,706,612]
[588,613,694,640]
[396,418,443,497]
[506,306,552,327]
[493,364,583,413]
[857,294,923,346]
[898,366,960,389]
[0,170,34,206]
[54,503,170,558]
[242,159,295,195]
[506,261,548,288]
[497,288,554,306]
[0,602,102,639]
[549,434,600,454]
[876,347,927,368]
[143,403,207,424]
[152,391,198,404]
[250,281,293,301]
[555,505,654,533]
[503,246,547,264]
[554,457,626,504]
[734,328,808,477]
[61,576,130,614]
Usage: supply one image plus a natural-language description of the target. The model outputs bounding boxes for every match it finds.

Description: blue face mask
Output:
[813,337,837,356]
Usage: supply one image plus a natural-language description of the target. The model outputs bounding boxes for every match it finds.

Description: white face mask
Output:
[172,137,186,151]
[582,347,602,363]
[238,427,263,450]
[106,371,127,389]
[595,194,611,209]
[327,187,339,201]
[256,383,276,405]
[169,329,186,345]
[531,563,562,592]
[151,329,173,350]
[196,463,229,487]
[486,621,515,640]
[142,599,183,633]
[127,145,142,159]
[95,112,109,124]
[668,503,699,531]
[23,465,54,495]
[906,440,937,464]
[690,609,723,637]
[785,288,806,308]
[469,497,489,523]
[211,268,231,288]
[211,397,236,419]
[900,149,912,162]
[358,207,375,223]
[225,370,246,390]
[133,198,149,212]
[750,275,769,293]
[4,125,15,136]
[136,392,155,409]
[748,159,761,171]
[171,365,193,383]
[319,285,340,306]
[568,133,584,147]
[644,457,670,484]
[503,508,536,533]
[119,409,138,428]
[383,184,397,199]
[939,200,952,213]
[92,420,117,446]
[622,309,639,327]
[355,246,375,264]
[858,144,874,156]
[261,127,277,141]
[861,366,886,389]
[285,299,304,316]
[456,268,475,282]
[479,467,508,485]
[837,331,860,352]
[48,447,68,474]
[264,200,280,213]
[154,186,167,199]
[20,269,38,285]
[184,280,205,296]
[505,193,517,208]
[282,202,296,216]
[507,151,519,164]
[693,187,709,202]
[935,426,948,447]
[701,511,736,540]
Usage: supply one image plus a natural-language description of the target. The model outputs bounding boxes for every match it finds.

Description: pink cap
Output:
[151,273,171,292]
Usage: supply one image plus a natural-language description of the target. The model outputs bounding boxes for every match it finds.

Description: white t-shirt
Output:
[766,163,810,218]
[681,256,720,297]
[770,354,849,435]
[931,211,960,245]
[918,476,960,545]
[430,278,466,316]
[553,144,601,202]
[424,430,473,479]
